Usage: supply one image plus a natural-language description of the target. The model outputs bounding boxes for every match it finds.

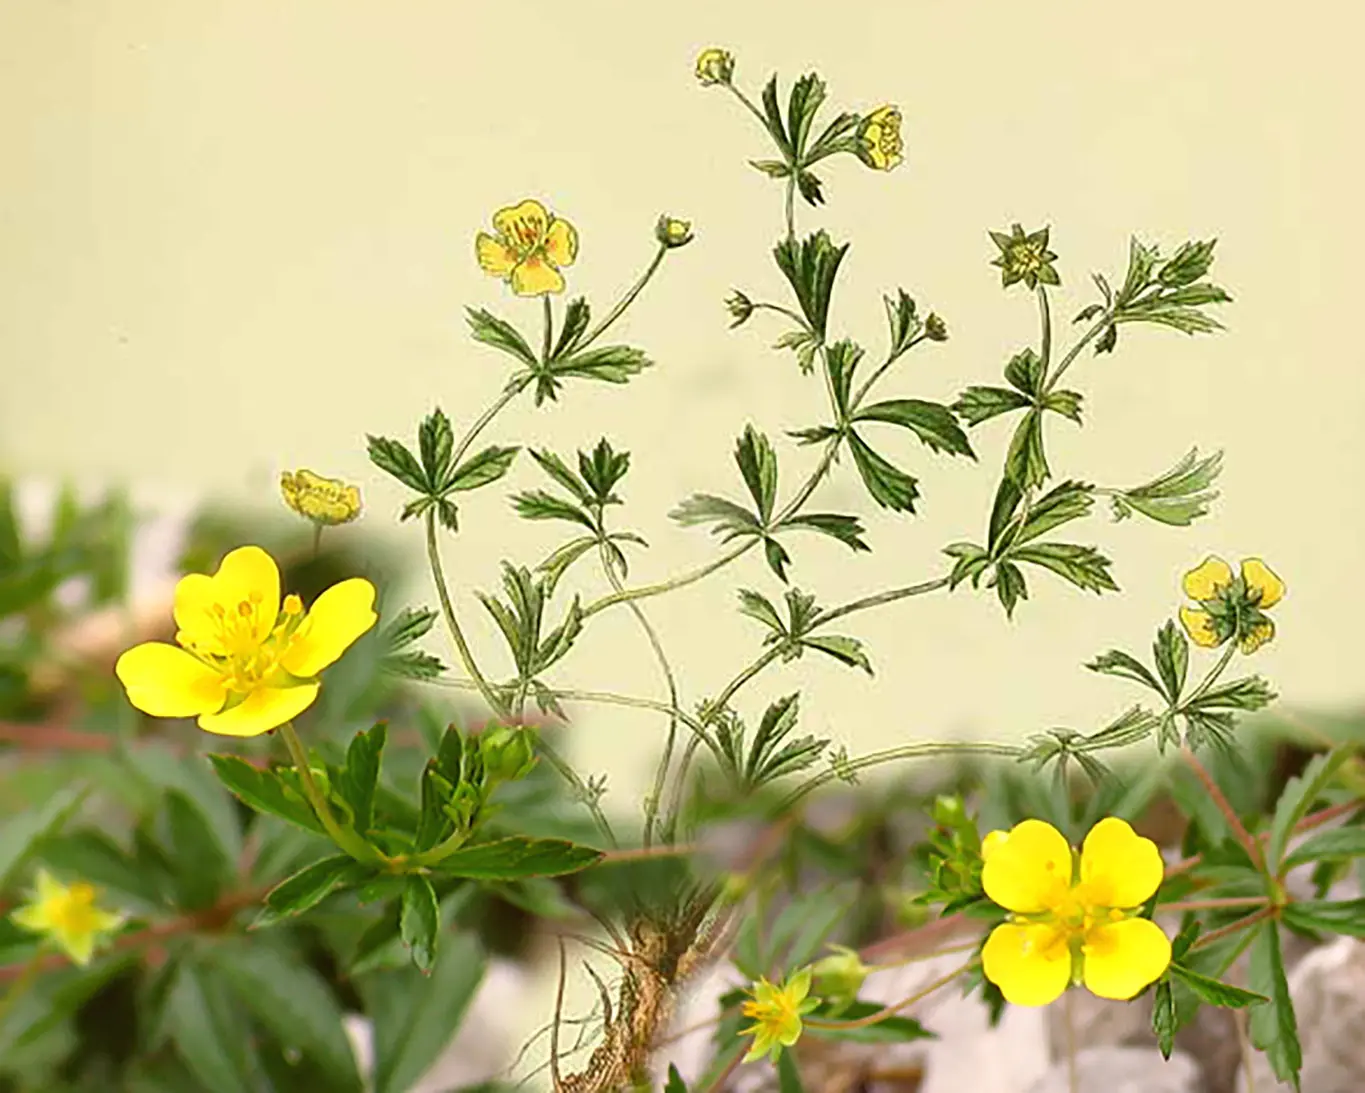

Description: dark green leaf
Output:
[1087,649,1165,696]
[760,75,792,156]
[987,476,1024,554]
[823,339,862,415]
[1004,410,1050,489]
[1010,542,1117,594]
[737,588,786,636]
[801,634,873,675]
[1169,964,1267,1008]
[953,385,1031,426]
[944,541,991,590]
[736,426,779,522]
[993,560,1029,618]
[511,489,596,530]
[777,513,870,553]
[466,308,538,366]
[1282,826,1365,870]
[848,432,919,512]
[665,1064,689,1093]
[796,170,824,207]
[418,409,455,488]
[254,855,370,928]
[1270,749,1351,871]
[1153,621,1189,702]
[1004,348,1045,398]
[400,875,441,973]
[773,231,849,338]
[853,399,974,458]
[883,288,921,359]
[1283,897,1365,937]
[777,1050,806,1092]
[1247,921,1301,1089]
[208,756,325,836]
[1158,240,1218,287]
[1012,480,1093,545]
[550,344,651,385]
[1043,389,1084,423]
[430,837,603,880]
[337,722,387,838]
[382,607,438,652]
[164,963,260,1093]
[551,298,591,360]
[763,536,792,582]
[1152,978,1176,1058]
[579,438,632,503]
[163,791,233,911]
[366,435,428,494]
[447,445,519,492]
[787,71,827,158]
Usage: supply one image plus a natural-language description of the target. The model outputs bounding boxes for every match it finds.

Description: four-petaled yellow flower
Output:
[739,967,820,1062]
[1178,555,1284,655]
[981,818,1170,1007]
[695,47,734,86]
[115,545,377,737]
[475,199,578,297]
[280,469,362,526]
[857,105,904,171]
[11,870,125,967]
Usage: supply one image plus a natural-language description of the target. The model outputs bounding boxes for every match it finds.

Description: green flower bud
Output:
[925,312,948,341]
[810,945,870,1008]
[480,725,537,785]
[725,290,754,327]
[656,215,694,249]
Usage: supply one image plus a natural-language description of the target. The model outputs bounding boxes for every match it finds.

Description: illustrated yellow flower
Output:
[280,469,362,527]
[655,215,693,249]
[857,104,904,171]
[739,967,821,1063]
[11,870,125,967]
[1178,555,1284,654]
[980,818,1170,1007]
[475,199,578,297]
[695,47,734,86]
[115,545,377,737]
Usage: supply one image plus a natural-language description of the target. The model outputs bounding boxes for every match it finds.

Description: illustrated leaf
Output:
[1009,542,1117,594]
[760,76,793,157]
[882,288,922,360]
[579,438,632,503]
[418,409,455,489]
[1004,410,1050,489]
[776,513,870,553]
[551,345,651,385]
[669,494,762,540]
[366,435,428,494]
[551,298,591,360]
[1004,348,1045,398]
[736,425,779,522]
[430,837,603,880]
[466,308,538,366]
[1246,921,1301,1089]
[847,432,920,512]
[802,634,873,675]
[512,489,596,530]
[773,231,849,338]
[1153,621,1190,702]
[1158,240,1218,287]
[1011,480,1093,545]
[737,588,786,636]
[786,71,827,159]
[992,559,1029,618]
[448,445,519,492]
[1110,448,1223,526]
[944,541,991,590]
[953,386,1030,426]
[822,339,863,415]
[852,399,974,458]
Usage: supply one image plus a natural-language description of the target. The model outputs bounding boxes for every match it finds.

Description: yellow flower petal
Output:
[61,929,98,967]
[10,903,51,933]
[1240,558,1285,609]
[1182,555,1232,602]
[197,683,320,737]
[174,546,280,651]
[510,254,566,296]
[543,218,578,268]
[280,578,377,678]
[1239,618,1275,655]
[115,642,226,718]
[1082,917,1171,1000]
[492,199,549,253]
[476,232,518,277]
[981,829,1009,860]
[1078,817,1164,908]
[1179,606,1222,648]
[981,819,1073,914]
[981,922,1072,1007]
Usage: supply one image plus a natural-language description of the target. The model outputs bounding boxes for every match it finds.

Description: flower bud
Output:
[725,290,754,327]
[656,215,694,249]
[280,469,362,527]
[480,725,537,784]
[810,945,870,1007]
[925,312,948,341]
[695,48,734,86]
[856,105,904,171]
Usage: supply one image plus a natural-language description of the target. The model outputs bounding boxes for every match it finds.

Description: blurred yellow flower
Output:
[11,870,125,967]
[981,818,1170,1007]
[857,105,904,171]
[115,546,377,737]
[1178,555,1284,654]
[475,199,578,296]
[739,967,820,1062]
[280,469,362,526]
[695,47,734,86]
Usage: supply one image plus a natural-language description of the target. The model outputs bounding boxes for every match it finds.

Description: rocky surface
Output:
[1028,1046,1204,1093]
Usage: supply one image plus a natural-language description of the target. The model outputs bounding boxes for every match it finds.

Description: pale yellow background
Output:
[2,0,1363,1078]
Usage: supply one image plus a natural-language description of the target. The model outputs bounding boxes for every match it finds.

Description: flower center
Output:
[50,884,100,935]
[181,595,307,694]
[505,218,546,257]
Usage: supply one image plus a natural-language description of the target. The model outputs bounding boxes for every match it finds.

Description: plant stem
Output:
[805,959,972,1031]
[579,542,752,620]
[784,173,796,240]
[426,509,508,720]
[278,722,381,863]
[1181,744,1265,871]
[1179,642,1238,708]
[1037,284,1053,373]
[542,295,554,363]
[451,379,527,471]
[811,576,950,627]
[1042,311,1112,395]
[0,949,43,1033]
[1160,896,1269,913]
[537,736,617,848]
[1190,905,1275,951]
[1167,798,1363,879]
[1065,986,1078,1093]
[576,244,668,353]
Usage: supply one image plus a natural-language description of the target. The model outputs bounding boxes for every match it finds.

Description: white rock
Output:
[1028,1046,1203,1093]
[1237,936,1365,1093]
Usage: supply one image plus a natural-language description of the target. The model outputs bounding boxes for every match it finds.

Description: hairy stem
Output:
[805,959,972,1030]
[1181,744,1265,871]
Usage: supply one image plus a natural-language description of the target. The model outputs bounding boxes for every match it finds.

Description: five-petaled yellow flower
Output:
[740,967,820,1063]
[11,870,125,967]
[1178,555,1284,655]
[115,545,377,737]
[857,105,904,171]
[981,818,1170,1007]
[280,469,362,526]
[475,199,578,297]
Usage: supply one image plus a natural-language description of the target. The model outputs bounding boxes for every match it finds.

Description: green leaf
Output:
[400,875,441,973]
[254,855,370,928]
[1004,410,1050,489]
[853,399,974,458]
[801,634,873,675]
[208,755,325,836]
[804,1002,935,1045]
[1012,480,1093,545]
[511,489,596,529]
[750,159,792,178]
[1043,388,1084,423]
[550,344,651,386]
[431,836,603,880]
[953,385,1031,426]
[211,940,363,1091]
[1152,978,1176,1058]
[383,649,446,681]
[777,1050,806,1092]
[337,722,387,838]
[796,170,825,207]
[1009,542,1117,594]
[776,513,870,553]
[763,536,793,582]
[1247,921,1301,1089]
[773,231,849,338]
[786,71,827,158]
[365,932,486,1093]
[883,288,922,359]
[1086,649,1164,695]
[1283,897,1365,937]
[944,541,991,590]
[418,409,455,489]
[164,962,260,1093]
[760,75,793,156]
[665,1064,689,1093]
[848,432,920,512]
[162,791,233,911]
[466,308,537,366]
[822,338,862,415]
[1153,621,1190,702]
[366,435,428,494]
[1117,304,1224,335]
[0,785,87,890]
[1159,240,1218,287]
[382,607,438,652]
[1169,963,1267,1008]
[1269,749,1350,871]
[669,494,763,541]
[737,588,786,636]
[1110,448,1223,526]
[1282,826,1365,871]
[551,298,591,360]
[993,560,1029,618]
[447,445,519,492]
[1004,347,1045,397]
[735,425,779,522]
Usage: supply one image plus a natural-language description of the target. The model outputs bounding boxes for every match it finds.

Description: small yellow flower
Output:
[280,469,362,527]
[739,967,820,1063]
[990,224,1061,289]
[655,215,693,249]
[1178,555,1285,654]
[11,870,125,967]
[857,104,904,171]
[115,545,377,737]
[475,199,578,297]
[695,47,734,86]
[980,818,1170,1007]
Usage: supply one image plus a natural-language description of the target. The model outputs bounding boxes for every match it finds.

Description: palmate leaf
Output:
[466,308,538,366]
[669,494,763,541]
[774,231,849,339]
[847,432,920,512]
[1110,448,1223,526]
[1009,542,1118,594]
[851,399,974,459]
[736,425,779,522]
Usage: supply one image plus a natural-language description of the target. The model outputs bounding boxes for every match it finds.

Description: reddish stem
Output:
[1181,746,1265,870]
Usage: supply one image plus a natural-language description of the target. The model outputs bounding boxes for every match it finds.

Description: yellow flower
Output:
[475,199,578,297]
[1178,555,1285,655]
[980,818,1170,1007]
[857,105,904,171]
[115,545,377,737]
[280,469,362,526]
[11,870,125,967]
[739,967,820,1063]
[655,215,694,249]
[695,47,734,86]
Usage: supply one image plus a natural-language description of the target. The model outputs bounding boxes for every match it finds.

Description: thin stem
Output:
[751,302,809,326]
[0,949,44,1032]
[541,294,554,363]
[425,509,508,720]
[726,84,773,135]
[1181,745,1265,871]
[311,524,323,559]
[784,173,796,240]
[805,959,972,1031]
[576,244,668,353]
[850,333,930,411]
[1065,987,1078,1093]
[1160,896,1269,913]
[1042,311,1112,395]
[278,722,381,863]
[1180,642,1238,708]
[537,736,617,848]
[811,576,950,627]
[579,542,751,620]
[1167,798,1363,879]
[1037,285,1053,372]
[1190,906,1275,951]
[450,379,527,471]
